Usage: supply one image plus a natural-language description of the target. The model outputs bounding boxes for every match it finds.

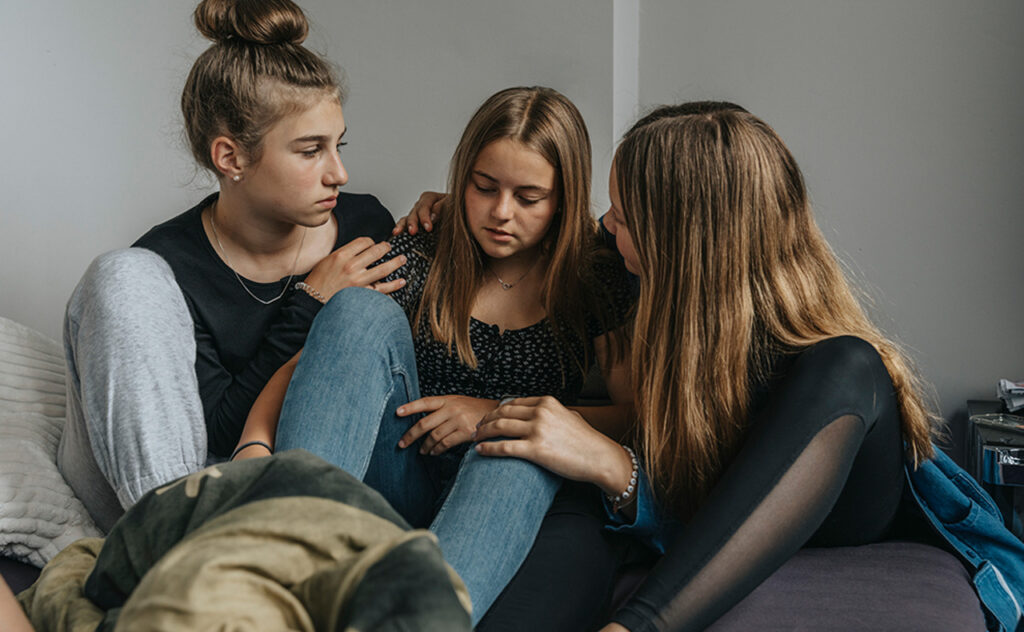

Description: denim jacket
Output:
[905,448,1024,632]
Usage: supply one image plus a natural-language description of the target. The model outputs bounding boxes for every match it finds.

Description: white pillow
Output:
[0,316,100,567]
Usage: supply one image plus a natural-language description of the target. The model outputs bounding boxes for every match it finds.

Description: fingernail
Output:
[470,431,477,440]
[397,407,404,414]
[399,279,406,286]
[398,440,406,448]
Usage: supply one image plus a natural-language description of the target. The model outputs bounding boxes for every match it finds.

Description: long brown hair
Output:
[182,0,343,174]
[615,103,940,519]
[417,86,615,374]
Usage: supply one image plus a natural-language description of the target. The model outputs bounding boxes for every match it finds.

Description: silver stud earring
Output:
[232,174,242,182]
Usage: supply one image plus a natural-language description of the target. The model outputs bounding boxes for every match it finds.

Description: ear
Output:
[210,136,249,181]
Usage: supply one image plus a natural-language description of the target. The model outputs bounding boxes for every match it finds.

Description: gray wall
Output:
[0,0,613,339]
[1,1,1021,428]
[637,0,1024,425]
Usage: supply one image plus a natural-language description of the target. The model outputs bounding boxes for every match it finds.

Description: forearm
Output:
[199,291,321,455]
[0,577,33,632]
[233,355,299,459]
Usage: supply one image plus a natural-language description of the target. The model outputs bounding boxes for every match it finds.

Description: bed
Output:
[0,316,988,630]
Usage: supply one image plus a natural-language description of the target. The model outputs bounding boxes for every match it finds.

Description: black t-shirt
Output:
[134,192,394,456]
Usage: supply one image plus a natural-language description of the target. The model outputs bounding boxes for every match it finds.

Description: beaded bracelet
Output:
[607,444,639,512]
[230,440,273,461]
[294,281,327,304]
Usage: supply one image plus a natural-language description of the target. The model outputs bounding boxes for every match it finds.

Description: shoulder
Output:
[132,195,212,259]
[589,248,634,292]
[582,246,637,336]
[788,335,892,395]
[335,192,394,243]
[800,336,884,369]
[379,231,436,309]
[387,230,437,261]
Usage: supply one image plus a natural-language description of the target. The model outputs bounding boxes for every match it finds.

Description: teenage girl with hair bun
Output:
[58,0,423,533]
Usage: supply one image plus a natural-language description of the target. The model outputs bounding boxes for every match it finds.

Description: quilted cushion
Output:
[0,316,100,567]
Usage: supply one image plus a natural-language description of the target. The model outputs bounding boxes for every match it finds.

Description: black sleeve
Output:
[195,289,324,456]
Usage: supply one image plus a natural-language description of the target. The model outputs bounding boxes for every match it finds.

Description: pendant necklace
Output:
[488,258,538,291]
[209,206,306,305]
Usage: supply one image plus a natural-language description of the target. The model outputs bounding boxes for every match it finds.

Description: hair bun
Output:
[194,0,308,46]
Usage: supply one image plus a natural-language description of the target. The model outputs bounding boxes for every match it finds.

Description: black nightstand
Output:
[966,400,1024,540]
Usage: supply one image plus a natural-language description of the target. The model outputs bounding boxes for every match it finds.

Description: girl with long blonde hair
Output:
[475,102,949,631]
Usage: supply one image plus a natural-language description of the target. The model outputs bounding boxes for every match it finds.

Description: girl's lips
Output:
[485,228,514,241]
[318,196,338,207]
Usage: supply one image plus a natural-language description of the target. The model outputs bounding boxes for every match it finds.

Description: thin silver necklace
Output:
[209,207,306,305]
[488,258,538,291]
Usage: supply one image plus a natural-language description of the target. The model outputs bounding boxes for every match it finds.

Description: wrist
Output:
[231,439,273,461]
[294,281,326,304]
[597,441,635,496]
[602,444,639,511]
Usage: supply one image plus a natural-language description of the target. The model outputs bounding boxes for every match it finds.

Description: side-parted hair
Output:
[417,86,614,374]
[182,0,343,174]
[615,102,940,519]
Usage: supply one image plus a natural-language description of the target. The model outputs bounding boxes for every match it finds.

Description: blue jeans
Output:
[275,288,561,624]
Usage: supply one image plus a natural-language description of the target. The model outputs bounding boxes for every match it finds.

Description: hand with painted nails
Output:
[392,191,446,235]
[396,395,498,455]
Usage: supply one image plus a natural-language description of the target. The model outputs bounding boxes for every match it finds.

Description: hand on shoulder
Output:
[392,191,446,235]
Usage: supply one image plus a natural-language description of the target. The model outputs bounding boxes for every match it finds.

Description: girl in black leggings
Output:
[473,102,941,631]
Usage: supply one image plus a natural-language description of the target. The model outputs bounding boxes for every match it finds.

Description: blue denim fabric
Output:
[906,448,1024,632]
[275,288,561,624]
[602,467,675,554]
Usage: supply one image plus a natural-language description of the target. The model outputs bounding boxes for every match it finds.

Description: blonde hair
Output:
[615,103,940,519]
[182,0,343,173]
[417,86,618,375]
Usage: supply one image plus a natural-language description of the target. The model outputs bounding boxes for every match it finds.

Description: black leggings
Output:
[614,336,909,632]
[477,481,632,632]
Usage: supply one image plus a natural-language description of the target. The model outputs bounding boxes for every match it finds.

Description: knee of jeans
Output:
[314,287,411,344]
[461,449,561,495]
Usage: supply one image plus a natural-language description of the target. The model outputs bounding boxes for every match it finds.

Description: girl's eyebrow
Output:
[472,170,552,195]
[293,128,348,144]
